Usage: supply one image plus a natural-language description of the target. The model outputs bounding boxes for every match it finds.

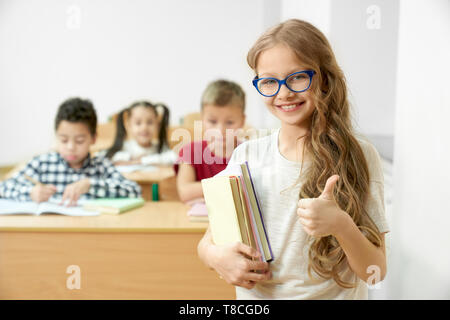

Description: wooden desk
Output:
[0,202,235,300]
[122,166,178,201]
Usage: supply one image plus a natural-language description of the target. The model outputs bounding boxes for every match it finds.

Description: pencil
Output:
[23,174,42,186]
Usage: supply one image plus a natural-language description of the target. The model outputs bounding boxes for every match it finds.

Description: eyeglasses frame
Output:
[252,70,316,97]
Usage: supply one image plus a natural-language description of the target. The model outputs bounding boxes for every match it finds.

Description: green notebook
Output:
[83,198,145,215]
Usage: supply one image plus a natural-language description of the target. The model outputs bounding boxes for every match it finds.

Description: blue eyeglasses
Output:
[252,70,316,97]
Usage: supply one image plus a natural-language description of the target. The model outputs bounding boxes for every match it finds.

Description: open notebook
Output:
[0,198,100,216]
[201,161,273,262]
[115,164,157,173]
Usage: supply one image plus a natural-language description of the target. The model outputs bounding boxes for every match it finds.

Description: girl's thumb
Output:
[319,175,339,200]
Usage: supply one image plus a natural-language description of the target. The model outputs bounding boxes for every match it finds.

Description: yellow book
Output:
[201,176,243,245]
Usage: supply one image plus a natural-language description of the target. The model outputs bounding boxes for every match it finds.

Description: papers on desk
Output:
[0,199,100,216]
[187,203,209,222]
[83,197,145,214]
[115,164,158,173]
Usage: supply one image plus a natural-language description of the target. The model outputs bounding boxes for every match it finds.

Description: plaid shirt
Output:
[0,152,141,201]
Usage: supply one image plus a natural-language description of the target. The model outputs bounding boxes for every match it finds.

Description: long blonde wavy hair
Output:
[247,19,382,288]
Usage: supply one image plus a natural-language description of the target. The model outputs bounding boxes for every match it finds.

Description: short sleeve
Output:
[174,142,194,175]
[214,141,248,178]
[177,142,194,164]
[362,140,390,234]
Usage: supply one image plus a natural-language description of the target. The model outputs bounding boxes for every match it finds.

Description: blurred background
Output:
[0,0,449,299]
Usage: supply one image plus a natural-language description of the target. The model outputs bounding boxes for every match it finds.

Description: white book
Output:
[0,198,100,216]
[115,164,158,173]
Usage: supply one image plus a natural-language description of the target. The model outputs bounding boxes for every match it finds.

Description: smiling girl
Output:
[197,19,389,300]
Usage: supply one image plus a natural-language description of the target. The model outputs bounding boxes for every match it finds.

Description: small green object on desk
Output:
[152,183,159,201]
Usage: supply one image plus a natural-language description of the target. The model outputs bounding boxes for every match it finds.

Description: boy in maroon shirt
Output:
[175,80,246,203]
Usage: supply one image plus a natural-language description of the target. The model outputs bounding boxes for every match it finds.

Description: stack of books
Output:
[201,162,273,262]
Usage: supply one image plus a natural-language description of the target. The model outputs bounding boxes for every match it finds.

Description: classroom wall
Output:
[281,0,331,36]
[0,0,267,166]
[280,0,398,138]
[329,0,399,137]
[387,0,450,299]
[0,0,400,166]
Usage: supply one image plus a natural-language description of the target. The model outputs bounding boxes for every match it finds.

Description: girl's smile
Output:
[276,101,306,112]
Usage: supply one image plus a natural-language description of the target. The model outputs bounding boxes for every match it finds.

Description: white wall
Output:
[0,0,266,165]
[0,0,399,166]
[329,0,399,137]
[281,0,331,36]
[280,0,398,140]
[387,0,450,299]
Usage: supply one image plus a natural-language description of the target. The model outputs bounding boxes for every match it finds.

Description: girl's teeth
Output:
[281,104,298,110]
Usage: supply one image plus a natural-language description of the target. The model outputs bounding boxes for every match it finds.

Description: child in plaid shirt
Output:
[0,97,141,206]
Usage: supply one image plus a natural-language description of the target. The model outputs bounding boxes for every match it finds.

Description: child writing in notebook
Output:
[198,19,390,299]
[0,97,141,205]
[175,79,246,203]
[105,101,176,166]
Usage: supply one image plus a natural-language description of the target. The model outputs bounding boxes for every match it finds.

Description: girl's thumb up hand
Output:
[318,175,339,201]
[297,175,349,238]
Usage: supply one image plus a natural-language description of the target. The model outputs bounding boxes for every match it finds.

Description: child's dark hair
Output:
[105,101,170,159]
[55,97,97,136]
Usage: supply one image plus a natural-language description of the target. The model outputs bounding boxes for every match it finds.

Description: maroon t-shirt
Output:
[174,141,232,181]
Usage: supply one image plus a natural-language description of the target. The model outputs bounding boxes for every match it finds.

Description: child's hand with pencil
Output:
[60,178,91,206]
[25,175,57,203]
[30,184,57,203]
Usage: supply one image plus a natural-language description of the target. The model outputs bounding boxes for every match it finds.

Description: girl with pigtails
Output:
[105,101,176,166]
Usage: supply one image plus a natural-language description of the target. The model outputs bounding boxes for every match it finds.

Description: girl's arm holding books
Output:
[198,226,272,289]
